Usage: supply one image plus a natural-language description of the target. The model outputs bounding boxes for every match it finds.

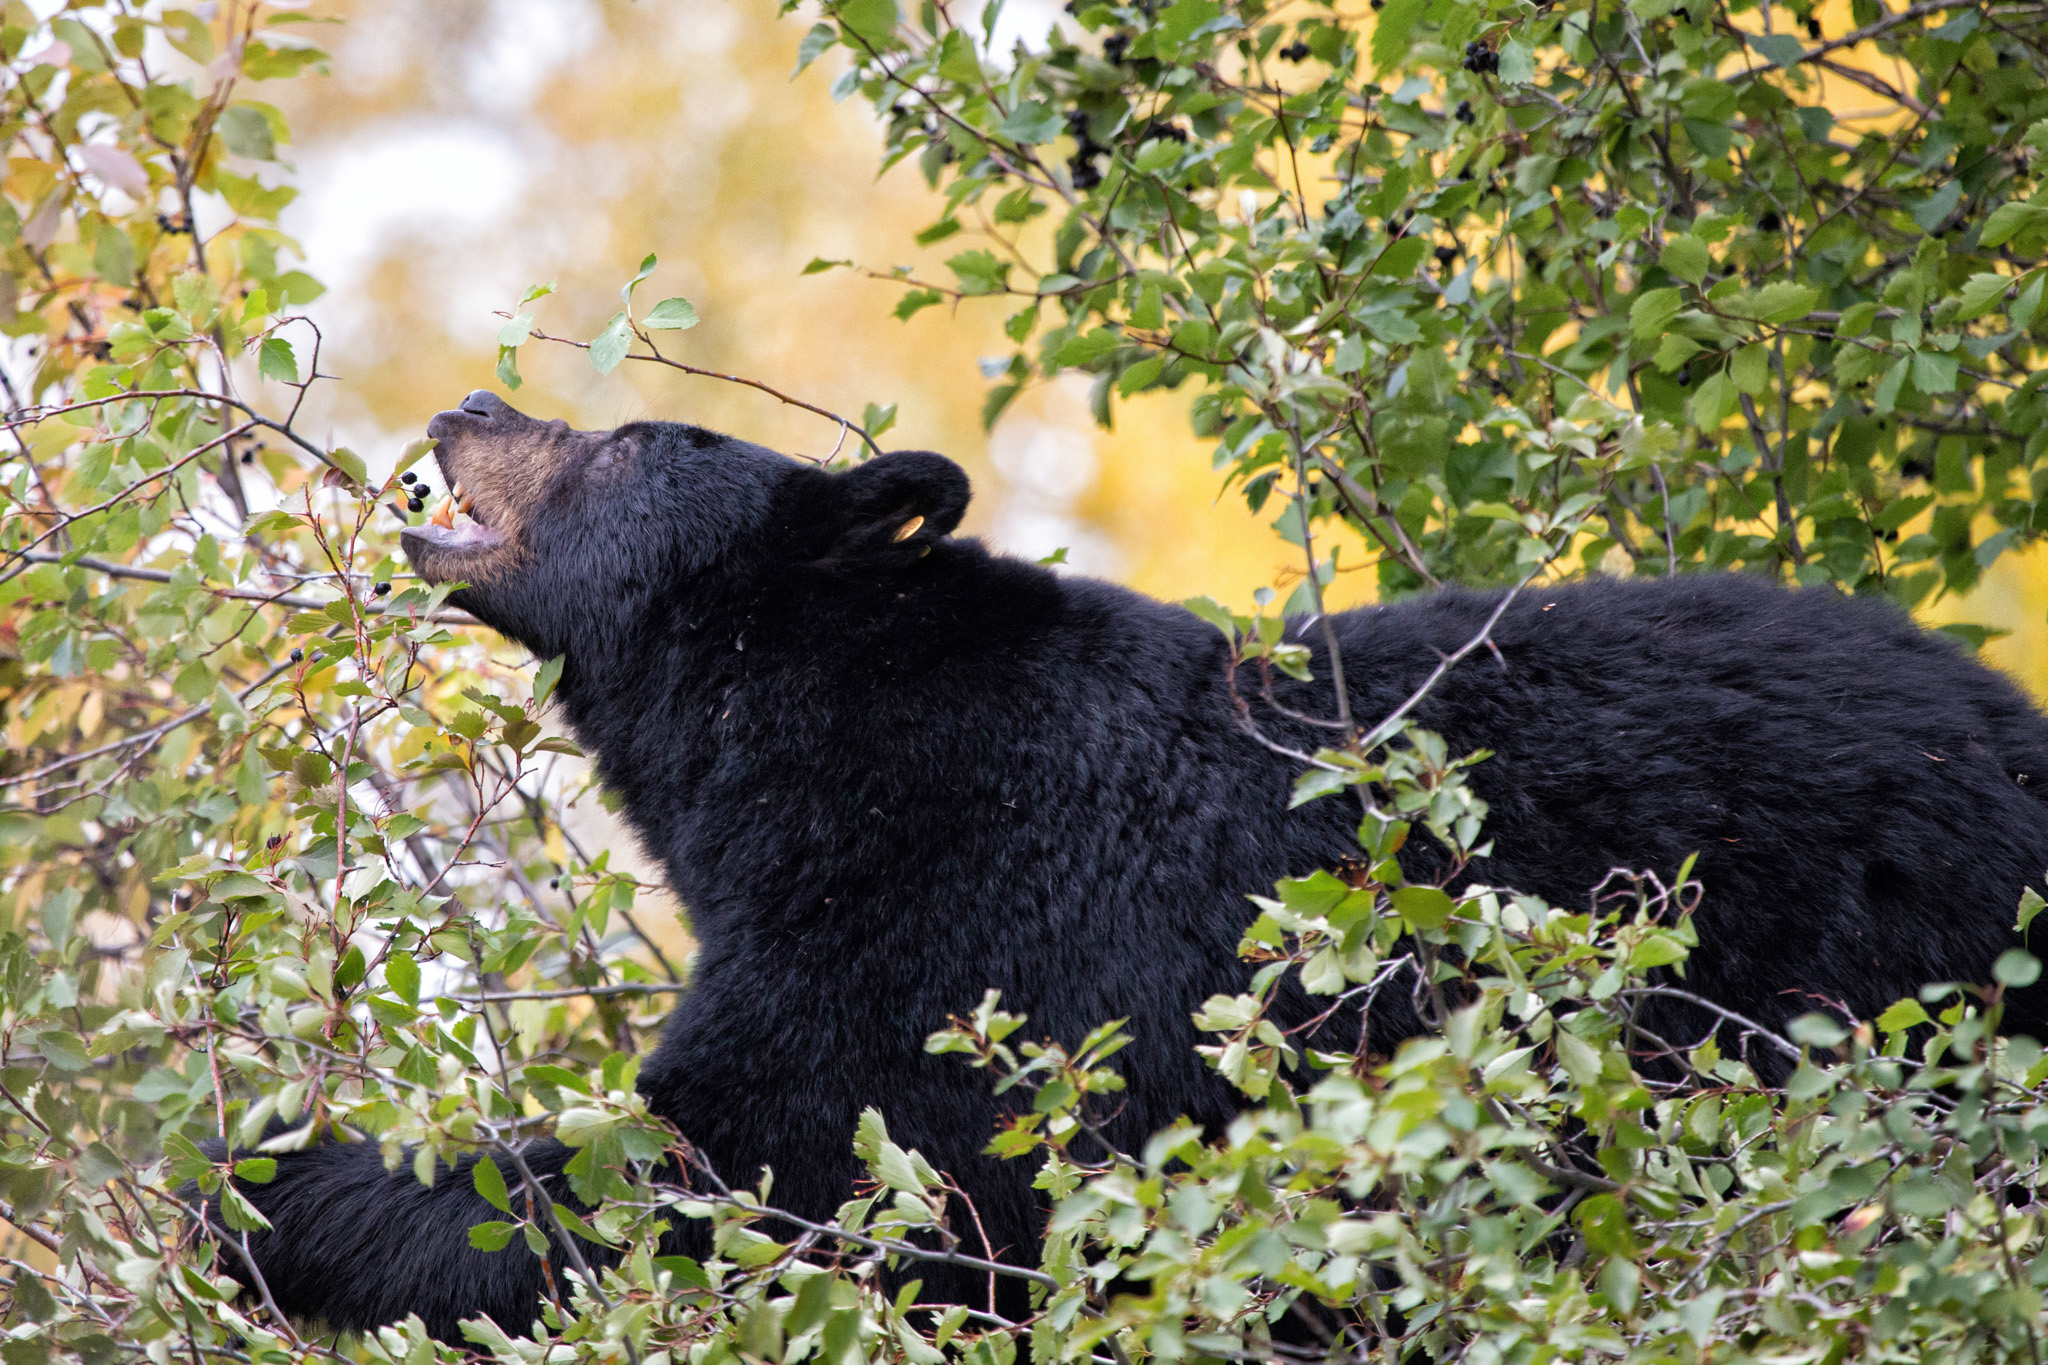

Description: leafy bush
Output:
[4,2,2048,1365]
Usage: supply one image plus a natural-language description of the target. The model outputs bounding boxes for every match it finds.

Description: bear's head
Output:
[401,391,972,660]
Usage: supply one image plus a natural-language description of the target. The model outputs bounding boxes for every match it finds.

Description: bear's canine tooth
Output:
[429,497,456,529]
[892,515,925,542]
[452,480,465,500]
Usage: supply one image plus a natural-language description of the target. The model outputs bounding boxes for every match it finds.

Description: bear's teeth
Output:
[430,497,456,529]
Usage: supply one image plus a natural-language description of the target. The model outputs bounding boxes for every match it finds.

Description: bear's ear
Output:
[832,451,971,555]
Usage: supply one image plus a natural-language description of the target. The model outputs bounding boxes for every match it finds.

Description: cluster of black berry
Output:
[1454,98,1476,123]
[1103,30,1130,62]
[1462,41,1499,73]
[398,468,431,514]
[1137,119,1188,145]
[1278,40,1311,61]
[1067,109,1108,190]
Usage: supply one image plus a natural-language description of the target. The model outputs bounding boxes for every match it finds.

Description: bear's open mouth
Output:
[400,471,506,568]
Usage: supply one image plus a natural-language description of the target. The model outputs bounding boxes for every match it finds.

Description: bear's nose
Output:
[459,390,510,419]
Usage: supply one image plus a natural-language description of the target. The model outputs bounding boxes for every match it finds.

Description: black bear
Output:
[212,390,2048,1339]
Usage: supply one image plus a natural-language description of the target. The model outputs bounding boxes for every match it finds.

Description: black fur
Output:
[212,408,2048,1340]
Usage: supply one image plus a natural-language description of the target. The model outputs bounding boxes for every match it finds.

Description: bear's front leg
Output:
[201,1137,600,1343]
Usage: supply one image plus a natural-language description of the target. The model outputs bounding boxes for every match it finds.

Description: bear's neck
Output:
[549,543,1244,957]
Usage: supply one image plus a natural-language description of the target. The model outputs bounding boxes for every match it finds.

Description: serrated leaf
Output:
[1660,235,1711,286]
[473,1155,511,1213]
[384,950,420,1006]
[1630,287,1682,341]
[257,336,298,383]
[1391,885,1454,930]
[1954,272,2013,321]
[468,1219,516,1252]
[1553,1027,1602,1087]
[1982,201,2048,249]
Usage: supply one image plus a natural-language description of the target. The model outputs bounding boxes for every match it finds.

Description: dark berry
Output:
[373,582,391,596]
[1435,245,1458,264]
[400,470,415,485]
[1465,39,1481,53]
[1279,40,1311,61]
[1806,16,1822,36]
[1676,367,1691,385]
[1674,6,1690,17]
[1103,31,1130,62]
[1455,99,1475,123]
[289,648,303,663]
[1758,211,1781,232]
[266,834,283,850]
[408,498,425,514]
[1066,108,1090,135]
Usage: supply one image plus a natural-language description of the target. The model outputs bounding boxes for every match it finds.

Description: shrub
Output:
[4,2,2048,1364]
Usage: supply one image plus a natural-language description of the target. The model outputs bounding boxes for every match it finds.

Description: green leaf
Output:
[385,950,420,1007]
[1370,0,1430,73]
[326,446,369,487]
[1496,37,1535,84]
[1391,885,1455,930]
[1371,236,1430,279]
[862,401,898,439]
[894,288,943,321]
[1748,32,1807,65]
[837,0,901,48]
[1660,235,1711,286]
[620,252,658,308]
[232,1158,277,1184]
[2019,886,2046,936]
[589,311,632,375]
[792,21,837,75]
[1954,272,2015,321]
[1872,357,1908,413]
[1981,201,2048,249]
[467,1220,517,1252]
[1629,287,1682,341]
[644,297,700,330]
[998,101,1064,146]
[533,654,565,707]
[257,336,298,383]
[1996,949,2042,988]
[1910,350,1958,394]
[1876,999,1930,1034]
[803,257,851,275]
[1553,1027,1602,1087]
[219,1185,272,1232]
[473,1155,512,1213]
[1719,283,1819,324]
[947,249,1010,295]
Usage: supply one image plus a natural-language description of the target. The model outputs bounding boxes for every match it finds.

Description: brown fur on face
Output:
[403,391,611,586]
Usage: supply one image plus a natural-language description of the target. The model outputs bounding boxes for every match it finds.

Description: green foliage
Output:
[6,4,2048,1365]
[798,0,2048,606]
